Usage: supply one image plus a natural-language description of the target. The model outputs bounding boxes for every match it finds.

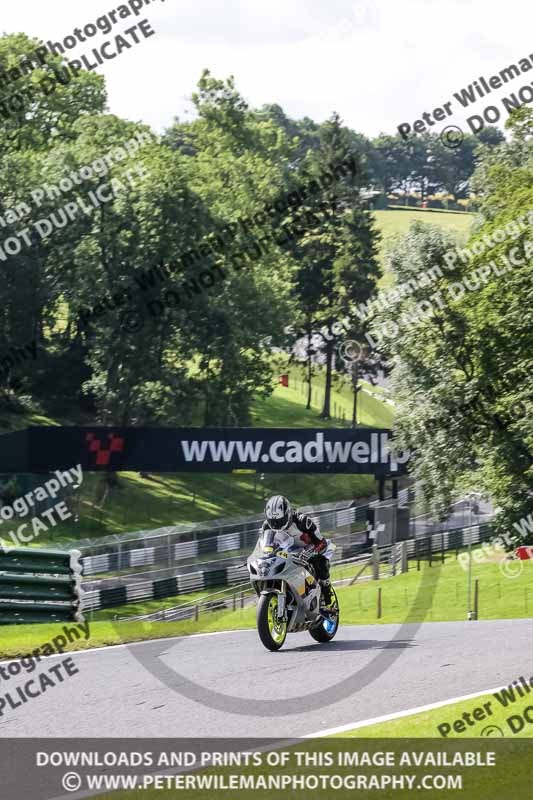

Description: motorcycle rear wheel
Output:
[309,588,339,643]
[257,592,287,651]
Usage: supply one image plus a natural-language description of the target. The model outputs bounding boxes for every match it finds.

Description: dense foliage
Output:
[373,108,533,543]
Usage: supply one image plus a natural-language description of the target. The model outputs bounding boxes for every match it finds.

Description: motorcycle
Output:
[247,528,340,651]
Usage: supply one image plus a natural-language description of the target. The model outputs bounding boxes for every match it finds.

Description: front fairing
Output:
[248,529,296,580]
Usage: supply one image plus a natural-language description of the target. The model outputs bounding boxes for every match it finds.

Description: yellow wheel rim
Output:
[268,595,287,643]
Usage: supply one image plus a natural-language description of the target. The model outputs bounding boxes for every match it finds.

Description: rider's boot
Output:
[319,579,333,608]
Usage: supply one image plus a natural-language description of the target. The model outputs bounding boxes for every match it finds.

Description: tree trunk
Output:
[320,338,333,418]
[203,359,210,425]
[306,322,313,410]
[351,361,359,427]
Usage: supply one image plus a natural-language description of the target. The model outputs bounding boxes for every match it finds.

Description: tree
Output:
[373,109,533,539]
[0,34,106,405]
[294,113,380,418]
[162,71,297,425]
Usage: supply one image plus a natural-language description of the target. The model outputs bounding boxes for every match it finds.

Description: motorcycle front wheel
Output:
[309,588,339,643]
[257,592,287,651]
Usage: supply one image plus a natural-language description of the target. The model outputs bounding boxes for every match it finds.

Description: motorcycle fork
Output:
[277,582,286,620]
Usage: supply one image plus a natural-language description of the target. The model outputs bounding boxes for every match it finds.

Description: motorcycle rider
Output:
[261,495,333,607]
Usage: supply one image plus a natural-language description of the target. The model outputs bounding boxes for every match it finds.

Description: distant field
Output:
[278,367,394,429]
[373,207,474,287]
[374,207,474,238]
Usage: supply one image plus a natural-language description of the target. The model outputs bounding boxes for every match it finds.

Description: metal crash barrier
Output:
[0,547,84,624]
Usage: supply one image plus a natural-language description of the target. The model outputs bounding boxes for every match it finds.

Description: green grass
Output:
[0,614,257,661]
[30,463,375,547]
[250,385,346,427]
[330,550,533,625]
[373,207,473,239]
[90,589,225,621]
[341,689,533,738]
[281,366,394,429]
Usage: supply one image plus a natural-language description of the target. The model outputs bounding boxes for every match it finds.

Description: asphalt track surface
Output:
[3,618,531,738]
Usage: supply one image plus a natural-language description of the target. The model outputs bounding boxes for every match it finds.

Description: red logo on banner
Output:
[86,432,125,466]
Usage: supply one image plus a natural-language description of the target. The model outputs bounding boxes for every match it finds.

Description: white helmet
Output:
[265,495,292,531]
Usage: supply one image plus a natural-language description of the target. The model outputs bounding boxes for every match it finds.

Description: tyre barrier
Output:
[0,546,84,625]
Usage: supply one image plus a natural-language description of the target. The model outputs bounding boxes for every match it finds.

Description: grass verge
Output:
[338,688,533,738]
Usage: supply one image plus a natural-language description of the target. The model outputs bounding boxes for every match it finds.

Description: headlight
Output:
[274,562,285,574]
[249,563,257,575]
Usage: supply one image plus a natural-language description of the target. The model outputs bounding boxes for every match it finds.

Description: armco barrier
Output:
[82,521,493,613]
[79,500,372,577]
[0,546,84,624]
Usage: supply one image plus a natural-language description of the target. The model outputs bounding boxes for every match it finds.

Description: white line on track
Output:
[304,686,505,738]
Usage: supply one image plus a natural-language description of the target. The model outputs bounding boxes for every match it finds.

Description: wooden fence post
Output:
[377,587,382,619]
[401,541,408,573]
[474,579,479,619]
[372,545,380,580]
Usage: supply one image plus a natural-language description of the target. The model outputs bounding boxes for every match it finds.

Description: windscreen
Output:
[251,528,294,557]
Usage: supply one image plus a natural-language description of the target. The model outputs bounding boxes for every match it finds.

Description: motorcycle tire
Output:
[257,592,288,651]
[309,588,339,643]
